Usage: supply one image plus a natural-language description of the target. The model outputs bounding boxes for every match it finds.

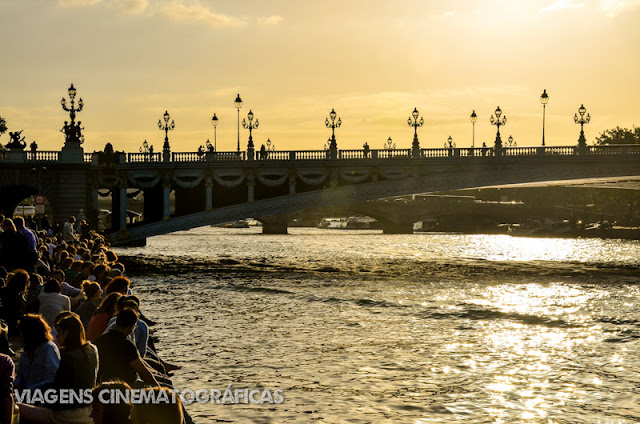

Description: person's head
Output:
[131,387,183,424]
[81,261,94,276]
[6,269,29,294]
[67,216,76,224]
[29,273,43,289]
[96,292,122,317]
[105,276,130,296]
[55,313,86,350]
[115,308,138,334]
[51,269,65,283]
[19,314,53,352]
[13,216,25,229]
[83,281,102,301]
[2,218,16,233]
[93,264,109,279]
[43,278,62,294]
[70,260,83,273]
[104,250,118,263]
[91,381,132,424]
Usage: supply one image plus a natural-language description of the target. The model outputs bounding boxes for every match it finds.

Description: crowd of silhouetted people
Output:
[0,214,187,424]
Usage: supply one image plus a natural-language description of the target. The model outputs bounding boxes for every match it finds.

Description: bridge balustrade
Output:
[29,151,60,161]
[504,147,538,156]
[172,152,207,162]
[293,150,330,160]
[375,149,411,159]
[257,151,291,161]
[127,152,162,163]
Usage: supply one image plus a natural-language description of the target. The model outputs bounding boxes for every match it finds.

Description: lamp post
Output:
[60,83,84,146]
[266,138,275,151]
[384,137,396,150]
[325,108,341,159]
[234,94,242,153]
[211,113,218,152]
[407,107,424,158]
[470,110,477,148]
[540,89,549,146]
[574,104,590,152]
[490,106,507,154]
[507,135,516,146]
[444,136,455,149]
[158,111,175,155]
[139,140,153,161]
[242,109,258,160]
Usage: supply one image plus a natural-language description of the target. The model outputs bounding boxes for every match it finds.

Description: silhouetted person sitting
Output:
[94,308,159,387]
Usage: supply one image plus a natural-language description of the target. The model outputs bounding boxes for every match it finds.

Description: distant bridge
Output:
[1,143,639,245]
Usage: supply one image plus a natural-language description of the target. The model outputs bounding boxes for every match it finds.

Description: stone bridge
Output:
[1,143,639,245]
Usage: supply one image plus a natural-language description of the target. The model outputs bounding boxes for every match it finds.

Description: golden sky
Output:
[1,0,639,153]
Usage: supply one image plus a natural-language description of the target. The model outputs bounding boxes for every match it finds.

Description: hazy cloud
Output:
[161,0,246,28]
[115,0,149,15]
[541,0,585,11]
[599,0,640,17]
[257,15,283,25]
[57,0,148,14]
[57,0,102,7]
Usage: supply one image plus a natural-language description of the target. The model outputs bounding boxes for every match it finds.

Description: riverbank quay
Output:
[0,214,191,424]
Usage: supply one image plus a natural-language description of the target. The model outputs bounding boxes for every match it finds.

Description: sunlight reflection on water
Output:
[116,229,640,423]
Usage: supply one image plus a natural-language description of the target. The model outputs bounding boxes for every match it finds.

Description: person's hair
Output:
[55,313,86,350]
[13,216,25,228]
[19,314,53,352]
[43,278,62,294]
[95,292,122,317]
[83,281,101,300]
[67,216,76,223]
[93,264,109,278]
[29,273,43,289]
[131,387,183,424]
[51,269,65,282]
[115,308,138,329]
[117,300,139,314]
[54,311,74,327]
[92,381,132,423]
[105,276,130,295]
[66,245,77,256]
[6,269,29,293]
[70,261,82,272]
[81,261,94,272]
[58,250,69,262]
[104,251,118,263]
[2,218,16,232]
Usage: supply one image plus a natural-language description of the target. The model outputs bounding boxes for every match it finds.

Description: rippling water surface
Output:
[114,228,640,423]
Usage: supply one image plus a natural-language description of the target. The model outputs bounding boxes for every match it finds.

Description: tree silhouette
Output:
[0,116,6,137]
[594,126,640,145]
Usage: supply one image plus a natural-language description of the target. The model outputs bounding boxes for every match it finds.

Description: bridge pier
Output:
[259,215,289,234]
[381,221,414,234]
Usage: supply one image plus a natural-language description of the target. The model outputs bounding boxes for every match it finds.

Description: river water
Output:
[115,228,640,423]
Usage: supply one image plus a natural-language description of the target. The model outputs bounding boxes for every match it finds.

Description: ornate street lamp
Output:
[242,109,259,160]
[234,94,242,152]
[490,106,507,153]
[139,140,153,161]
[325,108,341,159]
[266,138,275,151]
[507,135,517,146]
[444,136,456,149]
[61,83,84,145]
[158,111,175,154]
[384,137,396,150]
[574,104,590,151]
[211,113,218,152]
[407,107,424,158]
[540,89,549,146]
[470,110,477,148]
